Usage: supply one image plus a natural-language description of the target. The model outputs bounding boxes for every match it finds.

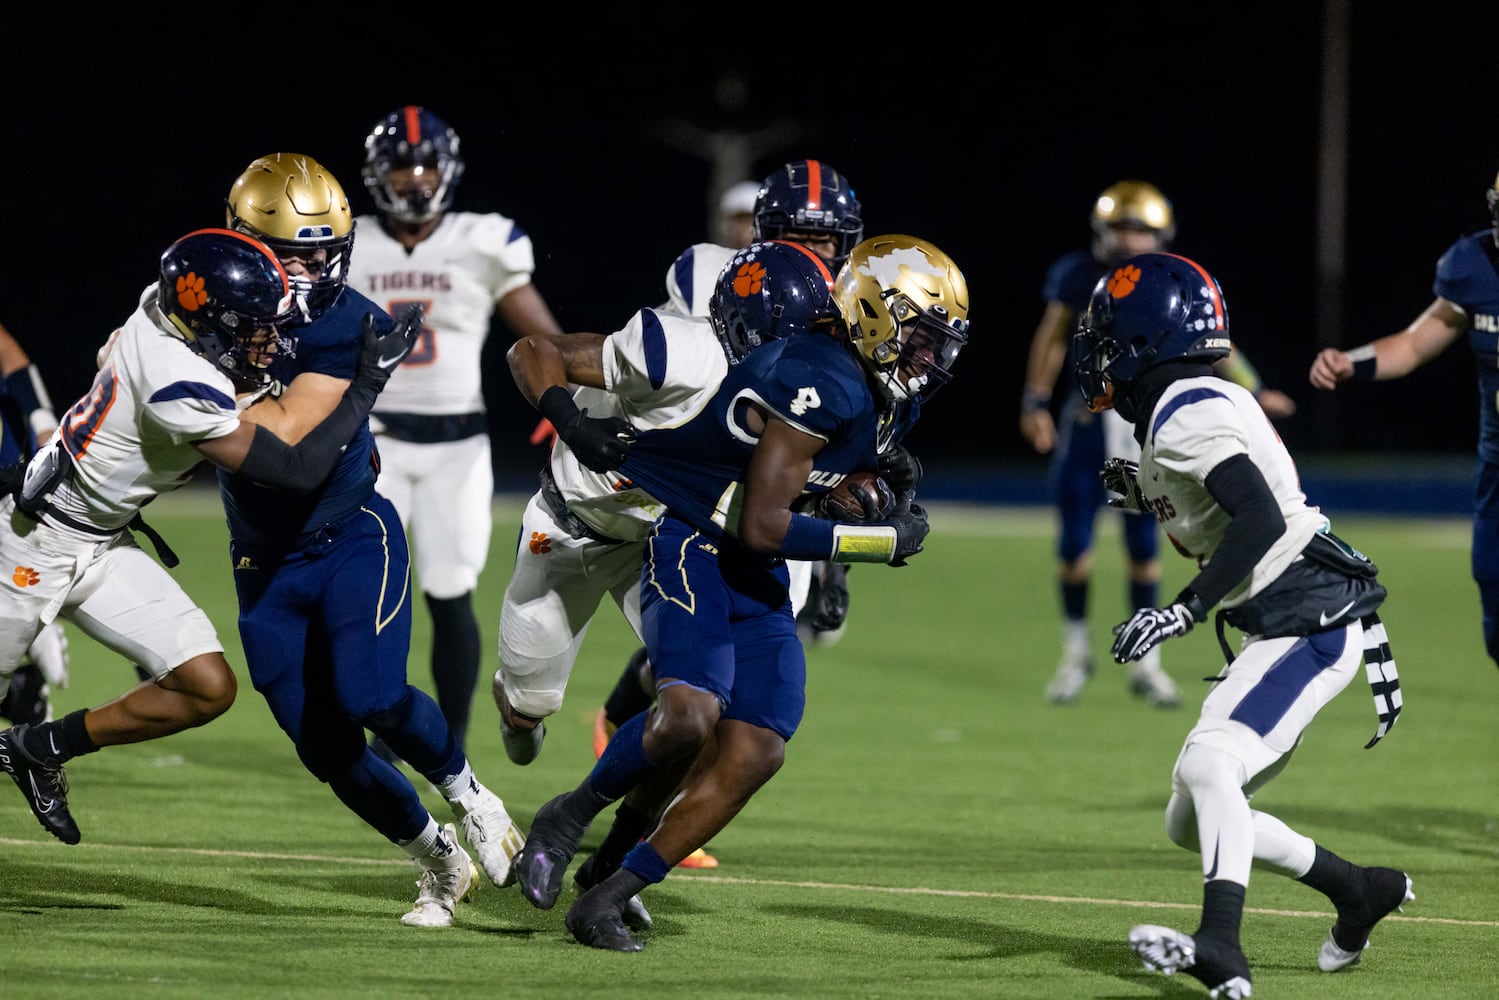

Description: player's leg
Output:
[1121,510,1178,706]
[496,493,641,764]
[1046,412,1104,701]
[403,435,492,753]
[1469,463,1499,669]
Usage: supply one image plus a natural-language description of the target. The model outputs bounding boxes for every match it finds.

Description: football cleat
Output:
[0,724,79,844]
[1045,654,1094,704]
[401,824,478,928]
[566,892,644,953]
[1128,925,1252,998]
[678,847,719,870]
[454,783,526,888]
[492,673,545,766]
[515,794,589,910]
[574,854,652,930]
[1127,649,1182,708]
[592,708,615,759]
[1319,868,1414,971]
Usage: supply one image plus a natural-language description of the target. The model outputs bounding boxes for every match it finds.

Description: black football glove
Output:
[355,304,425,396]
[878,443,924,492]
[1101,457,1148,512]
[802,561,851,633]
[1110,596,1203,663]
[537,384,636,473]
[882,490,930,567]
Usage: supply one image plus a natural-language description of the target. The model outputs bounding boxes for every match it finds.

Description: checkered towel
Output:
[1361,613,1401,748]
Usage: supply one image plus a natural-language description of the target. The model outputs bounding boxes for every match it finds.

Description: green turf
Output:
[3,491,1495,998]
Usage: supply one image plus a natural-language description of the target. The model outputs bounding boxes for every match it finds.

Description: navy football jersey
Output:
[217,287,394,547]
[1433,229,1499,463]
[619,331,887,542]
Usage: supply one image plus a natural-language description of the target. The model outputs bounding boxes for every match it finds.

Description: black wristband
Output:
[1347,344,1377,382]
[1021,387,1050,413]
[1174,589,1209,624]
[536,385,580,432]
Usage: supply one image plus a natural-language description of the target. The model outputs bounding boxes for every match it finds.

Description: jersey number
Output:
[789,386,822,417]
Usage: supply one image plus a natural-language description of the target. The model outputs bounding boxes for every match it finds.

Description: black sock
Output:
[588,868,650,915]
[1195,879,1245,950]
[21,708,96,765]
[1298,844,1359,908]
[426,593,480,750]
[603,647,654,728]
[591,802,655,882]
[558,777,615,831]
[1061,581,1087,620]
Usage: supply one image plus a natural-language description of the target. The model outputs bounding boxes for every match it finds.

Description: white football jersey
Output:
[349,212,536,415]
[550,307,728,541]
[660,242,737,318]
[42,287,244,533]
[1138,375,1327,608]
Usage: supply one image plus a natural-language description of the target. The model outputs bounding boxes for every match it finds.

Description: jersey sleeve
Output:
[752,339,861,443]
[471,213,536,302]
[1433,231,1489,308]
[602,309,724,408]
[1147,386,1247,484]
[1041,250,1100,310]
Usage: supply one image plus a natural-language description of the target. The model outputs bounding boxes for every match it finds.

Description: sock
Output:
[1196,879,1246,950]
[590,802,655,883]
[1129,578,1157,612]
[588,711,661,801]
[437,759,479,808]
[22,708,95,764]
[1298,843,1359,907]
[587,868,651,915]
[1061,580,1088,621]
[603,647,655,728]
[622,841,674,885]
[395,815,454,864]
[426,593,480,750]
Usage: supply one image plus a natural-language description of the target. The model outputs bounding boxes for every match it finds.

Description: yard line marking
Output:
[3,837,1490,928]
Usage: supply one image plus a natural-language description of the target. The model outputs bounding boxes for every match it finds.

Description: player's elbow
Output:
[738,509,788,555]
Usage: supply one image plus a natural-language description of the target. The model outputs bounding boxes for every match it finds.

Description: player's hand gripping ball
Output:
[817,471,897,522]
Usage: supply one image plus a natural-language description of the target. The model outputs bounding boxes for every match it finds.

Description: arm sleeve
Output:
[1182,452,1286,608]
[233,384,374,494]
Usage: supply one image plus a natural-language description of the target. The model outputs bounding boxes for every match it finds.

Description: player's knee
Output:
[1163,792,1198,850]
[494,666,564,720]
[1173,741,1244,797]
[646,684,720,758]
[165,652,237,724]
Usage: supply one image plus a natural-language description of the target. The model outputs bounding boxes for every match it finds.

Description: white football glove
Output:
[1111,603,1195,663]
[27,621,69,688]
[1101,457,1148,512]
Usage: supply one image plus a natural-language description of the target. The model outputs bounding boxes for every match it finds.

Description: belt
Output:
[538,465,623,544]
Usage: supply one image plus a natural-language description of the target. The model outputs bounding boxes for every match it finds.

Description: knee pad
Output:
[1173,740,1247,797]
[496,663,566,719]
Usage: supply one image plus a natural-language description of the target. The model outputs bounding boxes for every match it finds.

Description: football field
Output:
[4,490,1496,998]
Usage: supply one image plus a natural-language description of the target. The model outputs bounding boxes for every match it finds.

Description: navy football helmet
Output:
[1072,252,1232,415]
[709,240,836,364]
[226,152,355,320]
[158,228,298,391]
[753,160,864,270]
[363,106,465,224]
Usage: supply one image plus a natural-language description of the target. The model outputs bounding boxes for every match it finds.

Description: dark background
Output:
[6,8,1496,500]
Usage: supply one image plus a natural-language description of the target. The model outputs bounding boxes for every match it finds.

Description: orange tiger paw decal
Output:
[1107,264,1142,299]
[528,531,551,555]
[732,260,767,298]
[12,565,40,587]
[176,271,208,312]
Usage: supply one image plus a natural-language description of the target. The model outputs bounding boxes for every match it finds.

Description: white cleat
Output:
[1128,649,1182,708]
[1045,655,1093,703]
[401,824,478,928]
[455,784,526,888]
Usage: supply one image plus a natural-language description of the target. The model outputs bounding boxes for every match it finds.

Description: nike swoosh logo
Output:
[376,353,406,370]
[1205,836,1220,880]
[1320,600,1356,627]
[28,772,55,813]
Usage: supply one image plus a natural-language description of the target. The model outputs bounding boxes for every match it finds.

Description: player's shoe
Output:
[454,783,526,888]
[566,891,644,952]
[574,853,652,930]
[0,664,51,727]
[1045,652,1094,703]
[1128,925,1252,998]
[1127,649,1182,708]
[0,724,79,844]
[400,824,478,928]
[1318,867,1414,971]
[515,793,589,910]
[677,847,719,869]
[593,708,616,759]
[492,673,545,766]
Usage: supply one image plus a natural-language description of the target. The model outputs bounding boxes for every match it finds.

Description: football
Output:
[817,471,896,522]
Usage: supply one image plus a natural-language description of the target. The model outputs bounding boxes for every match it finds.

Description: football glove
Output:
[356,304,425,395]
[537,385,636,473]
[1101,457,1148,512]
[801,561,851,633]
[1111,601,1198,663]
[885,491,930,567]
[878,443,924,492]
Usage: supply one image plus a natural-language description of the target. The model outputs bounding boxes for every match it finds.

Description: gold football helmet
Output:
[832,235,969,402]
[225,152,355,316]
[1090,180,1175,264]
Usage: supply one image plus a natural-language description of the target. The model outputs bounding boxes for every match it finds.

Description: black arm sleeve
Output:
[1179,452,1286,610]
[233,384,375,494]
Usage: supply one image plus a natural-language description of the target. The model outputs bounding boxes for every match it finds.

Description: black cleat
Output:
[1129,925,1252,999]
[0,724,79,844]
[1319,866,1414,971]
[0,664,50,727]
[574,854,652,930]
[566,894,644,952]
[515,794,587,910]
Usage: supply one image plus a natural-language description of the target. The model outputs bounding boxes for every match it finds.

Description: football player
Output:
[1021,179,1296,708]
[348,106,567,757]
[221,154,525,926]
[1310,166,1499,672]
[0,228,410,847]
[513,235,968,951]
[1075,252,1411,996]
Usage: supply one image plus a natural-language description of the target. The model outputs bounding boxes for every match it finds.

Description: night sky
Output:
[7,8,1497,493]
